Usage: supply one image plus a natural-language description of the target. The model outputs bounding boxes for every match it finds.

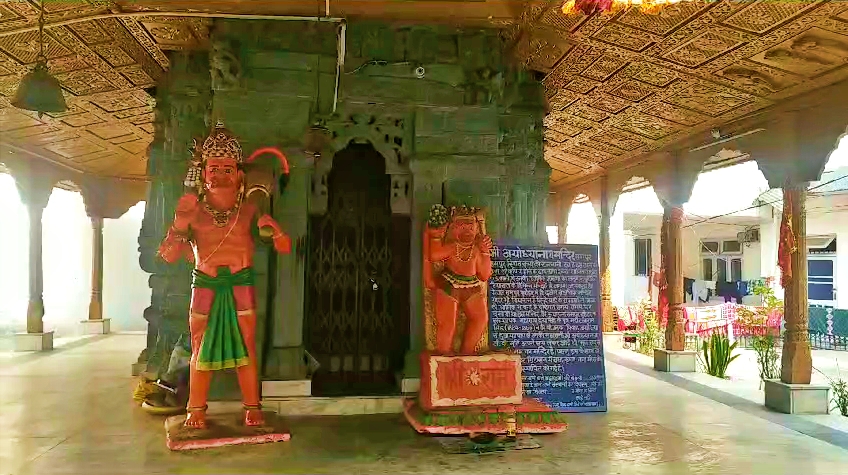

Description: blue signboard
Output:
[488,243,607,413]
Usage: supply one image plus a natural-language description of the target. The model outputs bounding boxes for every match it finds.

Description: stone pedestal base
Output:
[165,411,291,451]
[80,318,110,335]
[764,379,831,415]
[261,380,311,397]
[13,332,54,352]
[403,398,568,435]
[653,348,697,373]
[602,331,623,350]
[401,377,420,394]
[262,396,403,416]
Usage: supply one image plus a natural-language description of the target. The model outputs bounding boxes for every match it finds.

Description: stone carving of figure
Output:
[763,34,848,69]
[210,40,242,90]
[157,122,291,429]
[423,205,493,354]
[721,67,779,93]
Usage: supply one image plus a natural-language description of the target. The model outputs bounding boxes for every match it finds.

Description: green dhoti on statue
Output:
[193,266,255,371]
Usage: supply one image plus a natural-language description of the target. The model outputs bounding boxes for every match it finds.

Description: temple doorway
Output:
[304,143,411,396]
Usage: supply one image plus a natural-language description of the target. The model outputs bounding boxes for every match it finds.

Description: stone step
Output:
[208,396,405,416]
[264,396,405,416]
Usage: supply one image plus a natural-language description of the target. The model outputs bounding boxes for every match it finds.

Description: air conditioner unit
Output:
[737,228,760,244]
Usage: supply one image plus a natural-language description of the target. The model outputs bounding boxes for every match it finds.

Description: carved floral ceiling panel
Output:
[521,0,848,188]
[0,1,209,181]
[0,0,846,186]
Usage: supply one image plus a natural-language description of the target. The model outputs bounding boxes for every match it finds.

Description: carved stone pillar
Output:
[402,158,445,391]
[89,216,104,320]
[9,167,55,351]
[26,202,46,335]
[662,204,685,351]
[81,215,110,334]
[262,151,312,392]
[137,51,210,376]
[780,185,812,385]
[743,111,832,412]
[647,151,702,371]
[76,177,145,337]
[597,176,618,333]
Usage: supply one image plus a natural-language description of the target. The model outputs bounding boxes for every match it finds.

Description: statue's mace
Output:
[246,146,290,194]
[245,147,291,238]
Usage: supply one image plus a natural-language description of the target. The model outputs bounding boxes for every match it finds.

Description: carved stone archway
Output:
[308,109,413,216]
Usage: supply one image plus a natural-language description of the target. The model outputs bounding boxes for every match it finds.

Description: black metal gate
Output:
[305,144,410,396]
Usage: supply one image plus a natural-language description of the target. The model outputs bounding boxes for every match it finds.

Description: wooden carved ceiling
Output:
[2,0,848,189]
[0,0,209,181]
[509,0,848,190]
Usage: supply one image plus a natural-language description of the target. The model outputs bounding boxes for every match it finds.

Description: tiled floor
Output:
[2,335,848,475]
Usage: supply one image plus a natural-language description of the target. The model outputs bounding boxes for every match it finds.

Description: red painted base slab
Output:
[420,352,523,411]
[165,411,291,451]
[403,398,568,435]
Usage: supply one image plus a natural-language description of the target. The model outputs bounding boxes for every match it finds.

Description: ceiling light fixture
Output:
[12,0,67,118]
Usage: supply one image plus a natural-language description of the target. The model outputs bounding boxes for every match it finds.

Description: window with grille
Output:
[635,238,651,277]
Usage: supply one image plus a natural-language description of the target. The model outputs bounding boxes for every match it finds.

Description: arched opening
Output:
[304,143,411,396]
[566,194,598,245]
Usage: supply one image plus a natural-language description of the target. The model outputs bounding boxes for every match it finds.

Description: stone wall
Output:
[139,19,550,392]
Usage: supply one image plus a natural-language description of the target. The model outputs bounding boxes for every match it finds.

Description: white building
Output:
[755,166,848,309]
[611,166,848,310]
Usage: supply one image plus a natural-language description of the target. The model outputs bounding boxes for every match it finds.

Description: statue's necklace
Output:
[204,201,239,228]
[455,242,474,263]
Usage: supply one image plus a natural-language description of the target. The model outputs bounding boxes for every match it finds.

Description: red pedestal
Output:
[403,398,568,435]
[419,352,523,411]
[165,411,291,451]
[408,352,568,435]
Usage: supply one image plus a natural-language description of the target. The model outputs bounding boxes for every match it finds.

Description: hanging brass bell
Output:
[12,61,68,116]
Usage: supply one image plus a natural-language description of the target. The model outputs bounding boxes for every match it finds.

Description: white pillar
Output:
[610,208,625,307]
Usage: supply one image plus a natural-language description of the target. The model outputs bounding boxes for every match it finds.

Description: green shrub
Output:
[816,364,848,417]
[638,309,661,356]
[751,335,780,389]
[699,333,739,379]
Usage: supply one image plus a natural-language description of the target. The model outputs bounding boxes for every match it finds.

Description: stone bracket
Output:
[646,151,705,208]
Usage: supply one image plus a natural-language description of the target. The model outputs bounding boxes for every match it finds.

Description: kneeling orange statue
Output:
[158,122,290,433]
[403,204,568,436]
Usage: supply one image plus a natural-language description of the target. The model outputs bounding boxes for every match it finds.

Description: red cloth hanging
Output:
[777,191,797,288]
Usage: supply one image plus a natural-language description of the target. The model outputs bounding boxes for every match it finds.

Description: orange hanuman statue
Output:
[424,205,493,355]
[157,122,291,429]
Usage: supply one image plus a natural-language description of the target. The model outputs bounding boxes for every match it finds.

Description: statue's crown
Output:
[201,120,243,162]
[450,205,482,221]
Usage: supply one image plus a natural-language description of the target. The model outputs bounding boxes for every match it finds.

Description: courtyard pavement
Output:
[2,334,848,475]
